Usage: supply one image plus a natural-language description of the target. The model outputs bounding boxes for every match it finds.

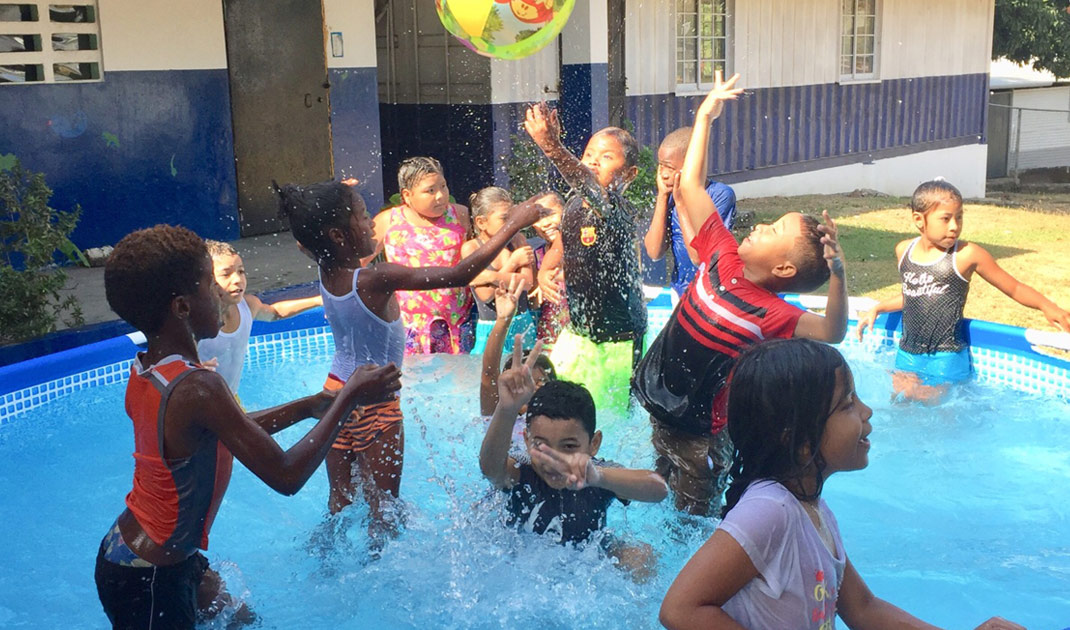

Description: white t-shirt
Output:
[197,298,252,393]
[718,480,846,630]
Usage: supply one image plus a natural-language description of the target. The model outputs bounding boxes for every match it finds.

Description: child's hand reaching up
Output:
[524,101,561,151]
[818,210,845,275]
[696,71,744,121]
[497,338,545,412]
[495,274,529,322]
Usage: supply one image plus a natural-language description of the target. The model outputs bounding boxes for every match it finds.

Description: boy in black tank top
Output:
[525,102,646,414]
[857,179,1070,402]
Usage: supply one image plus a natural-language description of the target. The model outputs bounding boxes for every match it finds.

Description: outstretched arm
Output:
[680,73,743,235]
[247,294,323,322]
[480,276,527,416]
[363,197,544,294]
[479,340,544,488]
[183,364,401,496]
[967,244,1070,332]
[794,211,848,343]
[529,445,668,503]
[524,102,599,193]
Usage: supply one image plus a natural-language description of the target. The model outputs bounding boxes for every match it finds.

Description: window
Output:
[0,2,102,84]
[840,0,878,81]
[676,0,728,91]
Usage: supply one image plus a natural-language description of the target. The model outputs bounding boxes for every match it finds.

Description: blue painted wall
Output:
[0,69,240,248]
[329,66,385,211]
[560,62,610,156]
[625,73,989,179]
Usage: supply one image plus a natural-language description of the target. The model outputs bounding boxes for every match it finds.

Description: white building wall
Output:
[1010,86,1070,170]
[98,0,227,71]
[623,0,993,96]
[324,0,377,69]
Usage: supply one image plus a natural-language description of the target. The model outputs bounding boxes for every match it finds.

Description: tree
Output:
[993,0,1070,78]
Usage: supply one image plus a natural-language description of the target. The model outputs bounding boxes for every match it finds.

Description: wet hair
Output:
[592,126,640,168]
[786,214,830,292]
[468,186,513,220]
[910,179,962,216]
[397,156,444,193]
[534,190,565,213]
[525,379,595,437]
[105,225,208,334]
[275,180,364,265]
[658,126,693,160]
[722,338,847,518]
[503,351,557,382]
[205,239,238,259]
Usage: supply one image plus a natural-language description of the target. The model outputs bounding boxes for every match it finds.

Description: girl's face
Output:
[914,197,963,250]
[474,202,511,238]
[817,367,873,476]
[402,173,450,219]
[533,199,563,242]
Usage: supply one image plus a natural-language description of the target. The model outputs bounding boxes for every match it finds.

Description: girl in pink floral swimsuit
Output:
[374,157,475,354]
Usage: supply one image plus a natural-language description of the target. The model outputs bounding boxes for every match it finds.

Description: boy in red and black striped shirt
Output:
[633,74,849,516]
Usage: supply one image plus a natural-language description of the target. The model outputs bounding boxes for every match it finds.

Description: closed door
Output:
[223,0,333,236]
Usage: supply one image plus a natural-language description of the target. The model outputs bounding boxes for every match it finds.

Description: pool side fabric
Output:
[3,293,1070,425]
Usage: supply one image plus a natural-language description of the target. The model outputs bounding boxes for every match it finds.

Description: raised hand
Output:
[818,210,844,274]
[529,444,603,491]
[495,274,529,321]
[497,338,545,412]
[696,71,744,121]
[511,193,552,227]
[523,101,561,150]
[343,363,402,407]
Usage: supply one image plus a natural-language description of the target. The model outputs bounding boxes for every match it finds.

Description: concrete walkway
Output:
[57,232,320,330]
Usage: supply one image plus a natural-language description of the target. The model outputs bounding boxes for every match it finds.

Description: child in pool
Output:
[856,179,1070,402]
[633,73,848,517]
[479,342,668,577]
[197,240,323,394]
[643,126,737,300]
[525,102,646,413]
[659,338,1023,630]
[372,156,476,355]
[528,191,569,347]
[278,179,545,522]
[463,186,537,353]
[94,225,400,629]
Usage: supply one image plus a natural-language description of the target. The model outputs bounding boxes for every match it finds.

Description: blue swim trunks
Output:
[894,346,972,385]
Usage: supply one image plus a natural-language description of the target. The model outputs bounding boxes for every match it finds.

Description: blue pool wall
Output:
[3,290,1069,425]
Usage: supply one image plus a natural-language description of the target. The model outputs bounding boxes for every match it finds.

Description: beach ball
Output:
[435,0,575,60]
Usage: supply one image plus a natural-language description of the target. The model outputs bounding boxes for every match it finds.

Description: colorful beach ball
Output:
[435,0,576,60]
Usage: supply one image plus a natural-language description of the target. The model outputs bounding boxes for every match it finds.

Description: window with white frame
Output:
[676,0,728,91]
[840,0,878,80]
[0,2,102,84]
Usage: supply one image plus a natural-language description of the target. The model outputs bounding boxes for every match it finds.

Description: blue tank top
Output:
[320,268,406,379]
[898,238,970,354]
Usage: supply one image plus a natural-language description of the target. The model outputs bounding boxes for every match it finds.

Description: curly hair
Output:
[105,225,208,334]
[276,180,362,265]
[722,338,846,517]
[205,239,238,259]
[525,379,596,437]
[787,214,830,292]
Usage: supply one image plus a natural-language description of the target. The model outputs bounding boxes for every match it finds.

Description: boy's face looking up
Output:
[212,252,247,307]
[402,172,450,219]
[737,212,807,282]
[582,133,638,191]
[524,415,603,490]
[656,145,686,194]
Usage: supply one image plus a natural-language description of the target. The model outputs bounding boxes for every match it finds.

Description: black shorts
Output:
[94,540,210,630]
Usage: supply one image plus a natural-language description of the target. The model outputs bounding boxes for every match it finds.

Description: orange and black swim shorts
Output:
[323,374,403,452]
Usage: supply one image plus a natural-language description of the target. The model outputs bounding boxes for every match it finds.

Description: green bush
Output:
[0,157,84,344]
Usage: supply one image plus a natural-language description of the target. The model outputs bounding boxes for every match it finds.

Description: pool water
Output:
[1,338,1068,629]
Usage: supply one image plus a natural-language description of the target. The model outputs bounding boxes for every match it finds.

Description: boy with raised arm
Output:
[633,73,849,516]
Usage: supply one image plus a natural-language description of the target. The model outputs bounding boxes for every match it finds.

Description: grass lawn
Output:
[734,191,1070,332]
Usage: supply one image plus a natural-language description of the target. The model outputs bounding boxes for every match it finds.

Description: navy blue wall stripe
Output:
[624,73,987,178]
[329,67,385,211]
[0,70,240,249]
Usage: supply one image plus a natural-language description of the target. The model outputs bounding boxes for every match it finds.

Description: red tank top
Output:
[124,355,233,552]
